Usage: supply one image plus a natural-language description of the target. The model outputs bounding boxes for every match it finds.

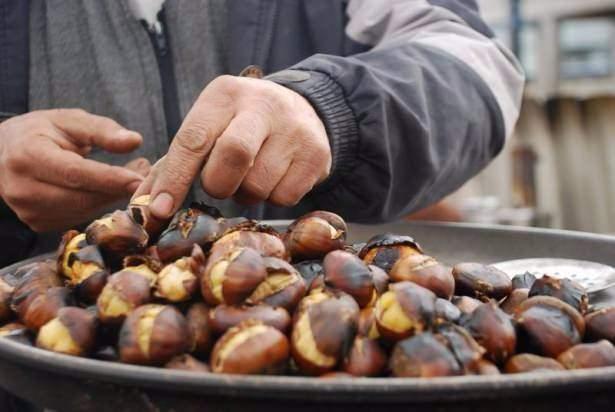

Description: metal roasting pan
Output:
[1,221,615,412]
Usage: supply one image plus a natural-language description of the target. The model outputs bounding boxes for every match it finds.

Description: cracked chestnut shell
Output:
[57,231,109,303]
[452,296,482,316]
[514,296,585,358]
[96,269,153,324]
[209,304,291,335]
[390,254,454,299]
[529,275,589,315]
[323,250,375,308]
[246,257,306,311]
[208,224,288,262]
[284,211,347,261]
[341,335,387,377]
[512,272,537,290]
[460,301,516,364]
[201,247,267,306]
[128,195,168,239]
[186,303,213,358]
[211,320,289,375]
[155,205,223,262]
[373,281,436,342]
[436,323,486,374]
[452,263,512,300]
[357,307,380,339]
[11,261,62,309]
[358,234,423,273]
[85,210,149,262]
[504,353,565,373]
[557,340,615,369]
[154,244,205,302]
[165,354,211,373]
[291,289,359,375]
[13,286,74,331]
[500,288,529,315]
[293,260,324,290]
[390,332,462,378]
[36,307,97,356]
[119,304,191,365]
[585,307,615,343]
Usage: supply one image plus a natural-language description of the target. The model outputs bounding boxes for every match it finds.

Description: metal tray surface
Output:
[1,221,614,412]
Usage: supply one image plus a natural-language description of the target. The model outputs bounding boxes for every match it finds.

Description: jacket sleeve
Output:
[268,0,525,223]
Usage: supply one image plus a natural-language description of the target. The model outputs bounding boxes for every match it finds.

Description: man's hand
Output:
[0,109,148,232]
[135,76,331,219]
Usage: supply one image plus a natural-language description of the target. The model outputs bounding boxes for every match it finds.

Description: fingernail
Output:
[150,192,174,218]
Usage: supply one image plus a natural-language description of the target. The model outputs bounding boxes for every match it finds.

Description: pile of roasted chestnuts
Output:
[0,198,614,378]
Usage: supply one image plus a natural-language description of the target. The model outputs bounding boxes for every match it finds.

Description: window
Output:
[559,17,615,79]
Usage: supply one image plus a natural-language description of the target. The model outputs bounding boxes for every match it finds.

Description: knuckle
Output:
[61,163,85,189]
[176,123,213,154]
[210,75,239,92]
[217,138,253,171]
[240,177,269,200]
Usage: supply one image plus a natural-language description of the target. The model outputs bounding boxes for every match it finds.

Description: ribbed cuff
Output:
[266,69,359,192]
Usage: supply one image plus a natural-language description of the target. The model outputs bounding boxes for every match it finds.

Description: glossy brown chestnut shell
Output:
[36,307,97,356]
[557,340,615,369]
[341,335,387,377]
[290,289,360,376]
[460,301,516,364]
[201,247,267,306]
[0,322,32,345]
[85,210,149,262]
[209,304,291,335]
[128,195,168,239]
[358,234,423,273]
[186,303,213,359]
[514,296,585,358]
[154,244,205,302]
[452,263,512,300]
[57,231,109,303]
[511,272,537,290]
[373,281,436,342]
[211,320,290,375]
[118,304,191,365]
[390,332,462,378]
[500,288,529,315]
[0,275,15,323]
[323,250,375,308]
[475,359,501,375]
[208,225,288,262]
[293,260,324,290]
[434,298,462,324]
[585,307,615,343]
[452,296,482,316]
[11,261,63,310]
[436,323,486,374]
[284,211,347,261]
[369,265,389,297]
[13,286,74,331]
[390,254,454,300]
[245,257,306,311]
[96,269,153,324]
[504,353,565,373]
[357,307,380,339]
[529,275,589,315]
[165,354,211,373]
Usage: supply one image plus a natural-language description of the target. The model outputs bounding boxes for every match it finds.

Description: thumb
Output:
[47,109,143,153]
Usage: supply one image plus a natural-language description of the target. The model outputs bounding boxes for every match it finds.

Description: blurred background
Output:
[413,0,615,234]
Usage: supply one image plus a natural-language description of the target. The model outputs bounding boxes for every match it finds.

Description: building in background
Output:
[451,0,615,234]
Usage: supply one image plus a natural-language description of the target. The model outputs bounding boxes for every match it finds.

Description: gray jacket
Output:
[0,0,524,265]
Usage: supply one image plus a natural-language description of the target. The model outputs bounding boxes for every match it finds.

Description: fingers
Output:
[200,111,270,199]
[31,139,144,195]
[147,84,235,219]
[269,160,322,207]
[132,156,163,199]
[47,108,143,153]
[125,157,152,177]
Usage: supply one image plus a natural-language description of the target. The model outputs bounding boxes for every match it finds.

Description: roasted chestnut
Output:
[0,275,15,323]
[128,194,168,238]
[201,247,267,306]
[435,298,462,324]
[373,281,436,342]
[319,372,354,379]
[359,234,423,273]
[452,296,482,316]
[557,340,615,369]
[186,303,213,358]
[514,296,585,358]
[13,286,74,331]
[246,257,306,311]
[209,304,291,335]
[291,289,359,375]
[512,272,536,290]
[11,261,63,311]
[357,307,380,339]
[85,210,149,262]
[452,263,512,300]
[585,307,615,343]
[369,265,389,296]
[341,335,387,377]
[208,224,287,262]
[529,275,588,314]
[460,301,516,364]
[323,250,374,308]
[390,254,454,299]
[436,323,486,374]
[155,205,223,262]
[119,304,191,365]
[154,244,205,302]
[500,288,529,315]
[390,333,461,378]
[165,354,211,372]
[0,322,32,346]
[284,211,346,261]
[504,353,564,373]
[293,260,324,290]
[475,359,501,375]
[36,307,97,356]
[211,320,289,374]
[57,231,109,302]
[96,270,153,324]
